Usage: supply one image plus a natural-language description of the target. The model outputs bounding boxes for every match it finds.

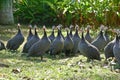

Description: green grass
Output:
[0,25,119,80]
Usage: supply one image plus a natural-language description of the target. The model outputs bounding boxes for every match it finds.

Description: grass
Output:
[0,25,119,80]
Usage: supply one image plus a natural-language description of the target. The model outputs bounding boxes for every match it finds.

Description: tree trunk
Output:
[0,0,14,24]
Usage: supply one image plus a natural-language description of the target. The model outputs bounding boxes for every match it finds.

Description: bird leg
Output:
[41,55,43,61]
[65,50,70,57]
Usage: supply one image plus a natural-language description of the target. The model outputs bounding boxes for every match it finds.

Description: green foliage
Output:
[14,0,58,25]
[13,0,120,26]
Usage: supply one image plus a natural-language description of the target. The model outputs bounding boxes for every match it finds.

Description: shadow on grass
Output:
[0,50,49,63]
[0,49,81,64]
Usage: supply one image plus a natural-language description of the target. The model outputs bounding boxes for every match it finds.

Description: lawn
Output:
[0,25,120,80]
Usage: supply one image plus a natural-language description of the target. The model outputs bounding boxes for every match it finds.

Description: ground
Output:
[0,25,119,80]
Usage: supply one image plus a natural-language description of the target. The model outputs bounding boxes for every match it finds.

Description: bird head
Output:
[17,23,21,29]
[75,24,79,31]
[69,25,74,33]
[69,24,74,29]
[100,24,104,31]
[57,24,63,36]
[28,25,32,29]
[85,25,91,32]
[75,24,79,29]
[43,25,46,31]
[52,25,55,30]
[80,27,84,32]
[57,24,62,30]
[34,25,37,29]
[74,24,80,34]
[57,24,62,31]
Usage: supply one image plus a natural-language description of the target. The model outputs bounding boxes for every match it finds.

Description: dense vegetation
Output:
[14,0,120,27]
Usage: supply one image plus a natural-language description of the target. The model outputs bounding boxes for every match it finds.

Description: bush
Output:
[13,0,120,27]
[14,0,58,25]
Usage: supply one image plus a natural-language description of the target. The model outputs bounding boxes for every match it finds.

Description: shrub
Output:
[13,0,120,27]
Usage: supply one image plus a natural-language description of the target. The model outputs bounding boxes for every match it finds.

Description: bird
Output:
[104,29,116,59]
[113,33,120,65]
[0,40,6,50]
[27,26,51,60]
[6,23,24,51]
[72,25,80,55]
[46,26,56,53]
[63,28,74,56]
[22,25,40,53]
[27,25,33,41]
[104,37,115,59]
[69,25,74,38]
[50,25,64,56]
[91,25,107,51]
[48,26,55,42]
[85,25,93,43]
[78,29,101,61]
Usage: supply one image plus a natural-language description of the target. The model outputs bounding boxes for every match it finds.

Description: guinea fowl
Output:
[28,26,51,60]
[22,25,40,53]
[6,24,24,51]
[85,25,93,43]
[0,40,6,50]
[48,26,55,42]
[104,37,115,59]
[69,25,74,38]
[91,25,107,51]
[64,28,74,56]
[78,30,101,61]
[27,25,33,41]
[113,33,120,65]
[50,25,64,56]
[72,25,80,55]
